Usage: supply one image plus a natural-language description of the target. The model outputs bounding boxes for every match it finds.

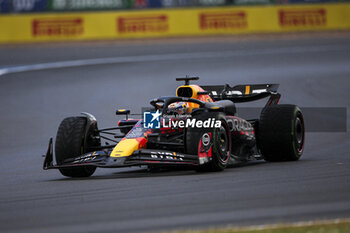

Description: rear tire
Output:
[258,104,305,161]
[55,117,99,177]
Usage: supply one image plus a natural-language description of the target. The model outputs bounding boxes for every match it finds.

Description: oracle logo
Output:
[32,18,83,37]
[117,15,168,33]
[199,12,247,30]
[279,9,327,27]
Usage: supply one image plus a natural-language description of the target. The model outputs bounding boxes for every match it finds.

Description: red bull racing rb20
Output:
[43,77,305,177]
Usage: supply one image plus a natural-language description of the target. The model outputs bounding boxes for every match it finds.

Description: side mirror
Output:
[116,109,130,120]
[116,109,130,115]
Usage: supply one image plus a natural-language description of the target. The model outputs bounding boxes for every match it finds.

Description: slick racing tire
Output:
[186,112,231,172]
[258,104,305,162]
[55,116,100,177]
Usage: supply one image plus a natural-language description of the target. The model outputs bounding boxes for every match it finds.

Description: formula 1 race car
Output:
[43,77,305,177]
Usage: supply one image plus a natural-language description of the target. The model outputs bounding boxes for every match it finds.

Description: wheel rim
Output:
[217,125,229,163]
[294,114,304,153]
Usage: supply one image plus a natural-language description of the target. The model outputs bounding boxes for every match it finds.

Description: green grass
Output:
[168,220,350,233]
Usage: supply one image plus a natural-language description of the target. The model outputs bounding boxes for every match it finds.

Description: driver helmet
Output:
[168,102,189,116]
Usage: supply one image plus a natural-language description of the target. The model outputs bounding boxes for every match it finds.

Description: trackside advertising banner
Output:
[0,3,350,43]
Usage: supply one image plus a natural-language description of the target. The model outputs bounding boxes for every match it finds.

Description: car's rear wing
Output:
[201,84,281,106]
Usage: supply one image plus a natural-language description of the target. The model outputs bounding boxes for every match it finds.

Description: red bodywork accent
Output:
[198,133,212,158]
[160,127,183,134]
[136,136,147,149]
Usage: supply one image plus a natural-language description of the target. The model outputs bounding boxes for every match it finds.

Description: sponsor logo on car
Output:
[279,9,327,28]
[150,151,185,160]
[227,117,253,132]
[150,154,184,160]
[117,15,168,33]
[72,152,96,164]
[201,133,211,146]
[32,18,84,37]
[199,11,247,30]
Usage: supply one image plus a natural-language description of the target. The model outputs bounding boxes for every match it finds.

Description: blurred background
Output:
[1,0,350,43]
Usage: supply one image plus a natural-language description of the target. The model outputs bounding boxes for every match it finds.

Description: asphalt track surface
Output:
[0,33,349,233]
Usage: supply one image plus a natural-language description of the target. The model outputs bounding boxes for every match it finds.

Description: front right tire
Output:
[186,112,231,172]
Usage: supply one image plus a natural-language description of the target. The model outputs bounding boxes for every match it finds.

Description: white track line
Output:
[0,44,348,76]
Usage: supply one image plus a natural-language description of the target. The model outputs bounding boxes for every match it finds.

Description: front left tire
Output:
[55,116,99,177]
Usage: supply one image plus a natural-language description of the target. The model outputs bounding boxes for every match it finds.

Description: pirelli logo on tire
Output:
[199,12,247,31]
[279,9,327,28]
[117,15,169,34]
[32,18,84,37]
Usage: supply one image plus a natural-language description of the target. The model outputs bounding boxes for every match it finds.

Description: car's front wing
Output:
[43,138,199,170]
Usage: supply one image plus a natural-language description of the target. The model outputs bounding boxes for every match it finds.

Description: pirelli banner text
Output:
[1,3,350,43]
